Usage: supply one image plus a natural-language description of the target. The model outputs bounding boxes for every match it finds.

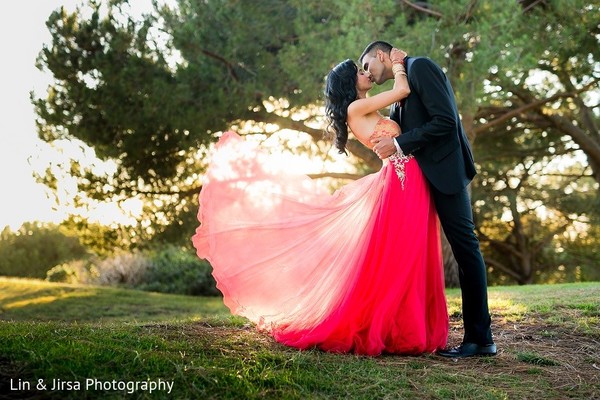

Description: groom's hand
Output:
[371,137,397,159]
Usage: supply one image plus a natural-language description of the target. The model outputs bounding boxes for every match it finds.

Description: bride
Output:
[192,48,448,355]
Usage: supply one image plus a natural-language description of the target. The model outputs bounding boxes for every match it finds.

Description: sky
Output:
[0,1,157,230]
[0,0,347,232]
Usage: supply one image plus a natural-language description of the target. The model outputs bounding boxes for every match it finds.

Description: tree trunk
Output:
[441,230,460,287]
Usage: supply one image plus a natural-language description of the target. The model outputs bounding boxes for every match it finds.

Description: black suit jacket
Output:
[390,57,476,195]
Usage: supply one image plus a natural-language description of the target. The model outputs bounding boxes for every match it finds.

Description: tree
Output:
[34,1,205,245]
[59,215,132,256]
[473,1,599,187]
[472,118,595,284]
[0,223,88,278]
[469,0,599,283]
[33,0,599,284]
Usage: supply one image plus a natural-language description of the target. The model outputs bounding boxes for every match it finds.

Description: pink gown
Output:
[192,118,448,355]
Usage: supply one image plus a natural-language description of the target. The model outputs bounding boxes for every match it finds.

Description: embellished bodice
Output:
[368,118,413,189]
[368,118,401,149]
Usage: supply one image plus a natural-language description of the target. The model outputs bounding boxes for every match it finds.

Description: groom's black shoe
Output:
[437,343,497,358]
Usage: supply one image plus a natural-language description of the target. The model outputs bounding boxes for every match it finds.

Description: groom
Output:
[359,41,495,358]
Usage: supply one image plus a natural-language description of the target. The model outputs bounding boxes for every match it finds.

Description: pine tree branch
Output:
[485,257,524,281]
[533,221,570,253]
[473,79,599,136]
[461,0,479,23]
[400,0,443,19]
[521,0,546,13]
[536,172,594,178]
[555,70,599,137]
[248,110,382,171]
[83,182,203,199]
[541,114,600,164]
[200,49,239,81]
[478,229,525,260]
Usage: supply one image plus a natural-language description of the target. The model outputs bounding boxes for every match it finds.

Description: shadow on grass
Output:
[0,277,227,323]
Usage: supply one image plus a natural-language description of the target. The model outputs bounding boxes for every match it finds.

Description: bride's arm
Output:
[348,49,409,117]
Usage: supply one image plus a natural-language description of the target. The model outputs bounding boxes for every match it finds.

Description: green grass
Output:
[1,277,599,399]
[0,277,227,323]
[516,351,560,366]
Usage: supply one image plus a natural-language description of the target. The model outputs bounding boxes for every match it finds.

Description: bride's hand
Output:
[390,48,407,64]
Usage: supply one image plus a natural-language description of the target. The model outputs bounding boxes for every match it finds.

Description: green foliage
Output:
[136,246,219,296]
[52,246,219,296]
[46,263,82,284]
[35,1,201,180]
[469,0,600,284]
[472,119,593,284]
[33,1,208,243]
[0,223,88,279]
[164,0,302,109]
[549,223,600,283]
[33,0,600,285]
[59,215,131,255]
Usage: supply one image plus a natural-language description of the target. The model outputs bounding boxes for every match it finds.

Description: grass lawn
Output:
[0,277,598,399]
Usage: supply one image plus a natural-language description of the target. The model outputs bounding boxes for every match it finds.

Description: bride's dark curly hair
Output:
[324,59,358,155]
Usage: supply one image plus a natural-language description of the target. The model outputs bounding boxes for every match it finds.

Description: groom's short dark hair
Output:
[359,41,393,64]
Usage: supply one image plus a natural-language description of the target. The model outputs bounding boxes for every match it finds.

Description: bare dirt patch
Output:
[173,313,600,398]
[441,313,600,399]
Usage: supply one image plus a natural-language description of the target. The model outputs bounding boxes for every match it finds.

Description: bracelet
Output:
[390,48,407,65]
[392,64,406,76]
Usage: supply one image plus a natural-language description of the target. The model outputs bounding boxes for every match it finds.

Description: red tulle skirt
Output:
[193,131,448,355]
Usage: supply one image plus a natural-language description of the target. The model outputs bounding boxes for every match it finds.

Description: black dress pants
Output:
[430,185,493,345]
